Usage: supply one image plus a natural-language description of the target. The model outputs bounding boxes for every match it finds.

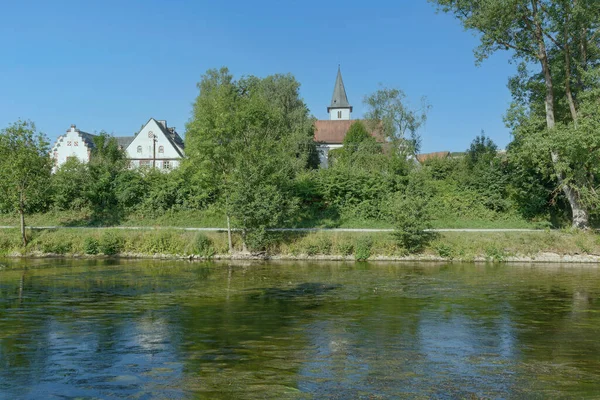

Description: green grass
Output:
[0,209,546,230]
[1,228,597,262]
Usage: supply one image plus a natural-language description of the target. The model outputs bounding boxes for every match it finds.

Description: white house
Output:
[51,118,185,171]
[51,125,98,170]
[124,118,184,170]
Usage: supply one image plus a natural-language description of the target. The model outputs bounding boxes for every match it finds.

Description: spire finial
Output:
[327,66,352,113]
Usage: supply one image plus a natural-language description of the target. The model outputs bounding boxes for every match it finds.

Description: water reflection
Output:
[0,260,600,398]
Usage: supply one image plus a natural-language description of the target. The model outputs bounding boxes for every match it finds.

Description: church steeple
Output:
[327,66,352,120]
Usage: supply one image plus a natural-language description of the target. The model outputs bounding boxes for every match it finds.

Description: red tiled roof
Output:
[416,151,451,163]
[314,119,382,144]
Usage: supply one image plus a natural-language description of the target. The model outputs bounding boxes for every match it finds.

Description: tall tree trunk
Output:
[564,10,579,124]
[19,192,27,246]
[533,1,589,229]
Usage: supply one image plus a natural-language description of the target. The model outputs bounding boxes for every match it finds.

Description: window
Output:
[137,145,142,153]
[67,141,72,146]
[74,141,79,147]
[148,131,154,138]
[140,160,152,167]
[163,160,171,170]
[337,111,342,119]
[158,145,164,153]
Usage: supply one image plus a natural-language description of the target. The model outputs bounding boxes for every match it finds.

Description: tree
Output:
[429,0,600,228]
[466,132,498,168]
[86,132,128,224]
[51,158,90,211]
[0,121,52,245]
[363,87,430,155]
[185,67,316,251]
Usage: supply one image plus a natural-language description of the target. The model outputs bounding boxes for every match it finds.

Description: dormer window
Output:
[337,111,342,119]
[137,145,142,153]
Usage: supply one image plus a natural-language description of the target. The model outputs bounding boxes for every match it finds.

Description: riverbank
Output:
[0,227,599,263]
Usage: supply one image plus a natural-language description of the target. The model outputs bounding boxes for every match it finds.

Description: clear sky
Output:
[0,0,519,153]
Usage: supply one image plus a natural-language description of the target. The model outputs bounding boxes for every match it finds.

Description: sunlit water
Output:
[1,259,600,399]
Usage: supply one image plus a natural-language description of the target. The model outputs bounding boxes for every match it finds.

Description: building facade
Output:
[51,118,184,171]
[125,118,184,170]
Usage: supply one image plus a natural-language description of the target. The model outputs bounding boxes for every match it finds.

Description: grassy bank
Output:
[0,227,598,262]
[0,209,548,230]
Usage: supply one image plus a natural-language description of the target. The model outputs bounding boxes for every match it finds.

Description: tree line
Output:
[1,0,599,250]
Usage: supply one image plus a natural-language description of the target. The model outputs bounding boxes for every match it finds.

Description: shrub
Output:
[335,241,354,256]
[83,237,100,255]
[99,231,122,255]
[354,236,373,261]
[40,238,72,254]
[435,242,454,259]
[195,233,215,258]
[390,195,435,253]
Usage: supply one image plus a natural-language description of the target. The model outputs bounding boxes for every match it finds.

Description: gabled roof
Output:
[115,136,134,149]
[328,66,352,112]
[314,120,382,144]
[148,118,185,157]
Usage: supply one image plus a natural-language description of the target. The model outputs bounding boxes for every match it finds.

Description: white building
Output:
[51,125,98,169]
[51,118,184,171]
[314,67,376,167]
[125,118,184,170]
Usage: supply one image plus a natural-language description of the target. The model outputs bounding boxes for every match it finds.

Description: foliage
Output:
[86,133,129,224]
[363,86,430,154]
[390,194,435,253]
[83,236,100,255]
[185,68,316,251]
[51,158,90,211]
[0,120,52,245]
[354,236,373,261]
[99,231,123,255]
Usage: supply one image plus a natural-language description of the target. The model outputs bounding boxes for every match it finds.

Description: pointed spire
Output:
[328,65,352,112]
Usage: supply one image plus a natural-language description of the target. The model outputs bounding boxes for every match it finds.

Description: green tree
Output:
[429,0,600,228]
[185,67,316,251]
[363,87,430,154]
[466,132,498,168]
[51,158,90,211]
[86,132,128,224]
[0,121,52,245]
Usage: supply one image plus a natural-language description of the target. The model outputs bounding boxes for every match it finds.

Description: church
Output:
[314,66,375,167]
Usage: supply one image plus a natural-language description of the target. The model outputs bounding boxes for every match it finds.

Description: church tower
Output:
[327,66,352,120]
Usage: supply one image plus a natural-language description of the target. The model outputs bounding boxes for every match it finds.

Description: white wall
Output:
[51,126,93,170]
[329,108,351,121]
[125,119,183,170]
[317,143,343,168]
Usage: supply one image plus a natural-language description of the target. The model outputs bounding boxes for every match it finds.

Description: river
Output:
[0,259,599,399]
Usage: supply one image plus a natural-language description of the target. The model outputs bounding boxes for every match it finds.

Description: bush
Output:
[335,241,354,256]
[354,236,373,261]
[391,195,435,253]
[83,237,100,255]
[40,238,72,254]
[195,233,215,258]
[435,242,454,259]
[99,231,122,255]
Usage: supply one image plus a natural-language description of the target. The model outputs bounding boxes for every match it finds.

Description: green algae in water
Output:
[1,259,600,398]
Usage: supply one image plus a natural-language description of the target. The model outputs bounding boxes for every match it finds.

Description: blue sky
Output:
[0,0,519,153]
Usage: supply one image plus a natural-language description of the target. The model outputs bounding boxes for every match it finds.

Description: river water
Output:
[1,259,600,399]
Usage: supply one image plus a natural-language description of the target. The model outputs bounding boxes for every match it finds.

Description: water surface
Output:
[1,259,600,399]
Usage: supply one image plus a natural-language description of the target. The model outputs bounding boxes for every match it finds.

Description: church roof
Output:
[314,120,382,144]
[327,66,352,112]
